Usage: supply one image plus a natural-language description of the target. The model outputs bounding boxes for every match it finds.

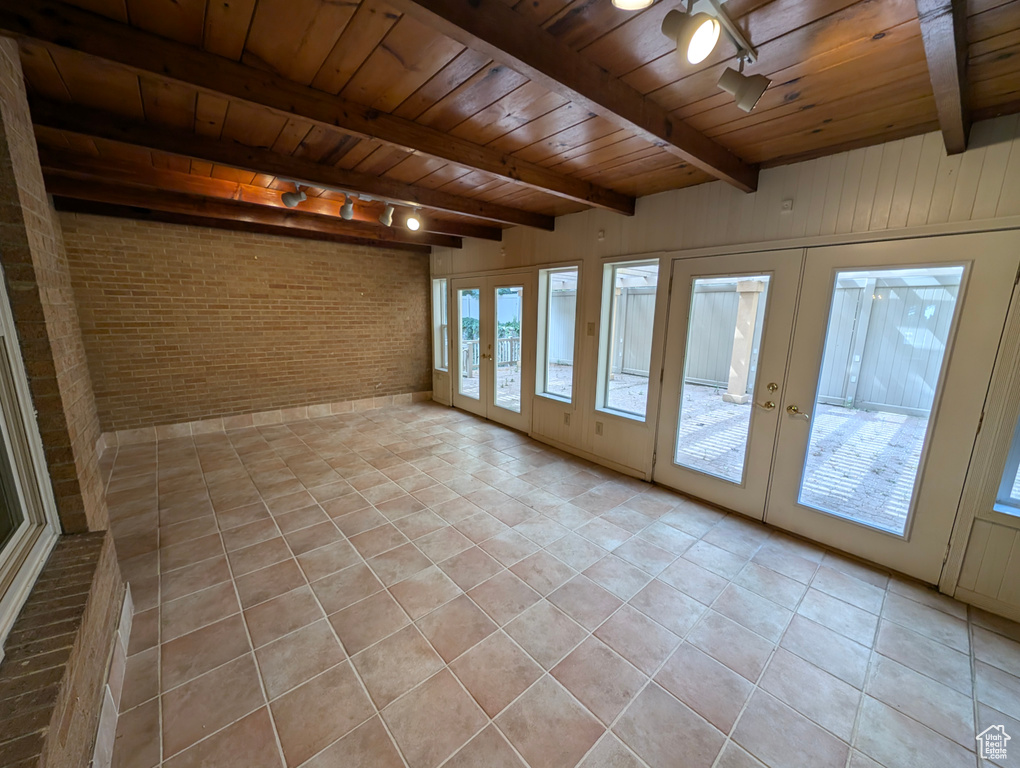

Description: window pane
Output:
[495,286,523,413]
[541,268,577,400]
[458,288,479,399]
[996,413,1020,514]
[603,262,659,418]
[432,279,448,371]
[798,266,965,535]
[675,275,770,484]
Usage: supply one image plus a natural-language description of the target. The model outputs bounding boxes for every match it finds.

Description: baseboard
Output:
[97,391,434,450]
[91,586,132,768]
[527,431,649,481]
[953,586,1020,623]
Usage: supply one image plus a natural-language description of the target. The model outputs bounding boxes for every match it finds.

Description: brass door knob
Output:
[756,401,775,411]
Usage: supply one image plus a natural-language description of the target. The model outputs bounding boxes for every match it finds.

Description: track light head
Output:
[379,204,394,227]
[406,210,422,232]
[718,66,771,112]
[611,0,652,9]
[340,194,354,220]
[281,186,306,208]
[661,9,720,65]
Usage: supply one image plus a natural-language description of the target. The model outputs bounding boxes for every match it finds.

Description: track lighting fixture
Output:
[661,9,720,66]
[406,210,422,231]
[280,185,306,208]
[611,0,652,9]
[718,61,771,112]
[379,204,394,227]
[340,194,354,221]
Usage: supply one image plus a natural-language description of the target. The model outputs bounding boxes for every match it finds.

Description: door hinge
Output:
[943,541,952,564]
[976,410,985,435]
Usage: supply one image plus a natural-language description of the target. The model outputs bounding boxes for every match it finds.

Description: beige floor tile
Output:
[576,518,632,551]
[245,585,324,648]
[349,523,409,559]
[732,561,807,610]
[450,631,544,717]
[760,648,860,741]
[682,540,748,580]
[235,559,306,609]
[296,540,359,582]
[161,614,251,691]
[162,708,282,768]
[614,683,724,768]
[687,611,773,682]
[453,512,508,544]
[227,537,292,577]
[658,558,729,605]
[112,698,160,768]
[161,654,265,758]
[510,551,576,596]
[329,590,409,655]
[310,563,382,614]
[368,543,433,587]
[552,637,646,725]
[975,661,1020,721]
[547,575,623,631]
[798,589,879,647]
[811,565,886,615]
[583,556,652,601]
[974,625,1020,678]
[578,734,645,768]
[855,697,976,768]
[382,669,488,768]
[479,529,541,567]
[389,565,461,620]
[415,526,474,562]
[496,675,604,768]
[875,620,972,694]
[255,619,346,700]
[302,716,404,768]
[733,690,849,768]
[504,600,588,669]
[416,594,497,662]
[353,625,445,708]
[271,662,374,767]
[438,546,504,590]
[881,592,969,652]
[284,521,342,556]
[595,605,680,675]
[161,581,240,643]
[713,584,793,643]
[655,643,753,732]
[443,725,526,768]
[468,570,542,626]
[628,578,706,637]
[780,614,871,689]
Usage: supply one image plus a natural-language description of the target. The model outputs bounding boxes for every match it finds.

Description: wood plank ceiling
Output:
[3,0,1018,250]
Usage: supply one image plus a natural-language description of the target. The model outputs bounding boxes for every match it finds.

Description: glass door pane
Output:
[797,266,964,535]
[458,288,480,400]
[494,285,523,413]
[675,275,771,484]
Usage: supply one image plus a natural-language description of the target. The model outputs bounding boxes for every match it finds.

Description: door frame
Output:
[651,249,805,520]
[449,271,534,433]
[764,232,1020,583]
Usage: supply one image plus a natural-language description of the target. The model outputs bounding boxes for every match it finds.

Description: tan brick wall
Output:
[61,214,433,432]
[0,38,105,533]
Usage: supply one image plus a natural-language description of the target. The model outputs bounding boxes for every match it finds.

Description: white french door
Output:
[451,273,531,432]
[653,250,803,519]
[654,231,1020,582]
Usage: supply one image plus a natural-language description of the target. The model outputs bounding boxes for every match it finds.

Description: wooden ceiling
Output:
[0,0,1016,251]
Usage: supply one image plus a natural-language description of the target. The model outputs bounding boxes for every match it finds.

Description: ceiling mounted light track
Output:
[661,9,720,65]
[718,60,771,112]
[379,204,394,227]
[406,210,422,231]
[280,184,306,208]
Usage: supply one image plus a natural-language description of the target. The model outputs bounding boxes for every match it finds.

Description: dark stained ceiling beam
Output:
[52,198,433,255]
[43,175,464,249]
[388,0,759,193]
[37,147,503,241]
[0,0,635,215]
[916,0,971,153]
[30,99,547,232]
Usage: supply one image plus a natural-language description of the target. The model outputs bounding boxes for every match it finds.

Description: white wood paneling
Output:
[432,116,1020,610]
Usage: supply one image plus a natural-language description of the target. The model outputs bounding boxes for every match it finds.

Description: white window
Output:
[432,278,448,371]
[996,412,1020,517]
[537,267,579,401]
[597,260,660,419]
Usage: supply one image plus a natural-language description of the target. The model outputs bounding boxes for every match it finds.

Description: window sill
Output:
[536,392,573,406]
[595,406,647,425]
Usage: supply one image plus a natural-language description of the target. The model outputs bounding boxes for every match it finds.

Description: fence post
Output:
[722,280,766,404]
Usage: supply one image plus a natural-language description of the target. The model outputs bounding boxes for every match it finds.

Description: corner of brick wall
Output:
[0,38,107,532]
[0,532,124,768]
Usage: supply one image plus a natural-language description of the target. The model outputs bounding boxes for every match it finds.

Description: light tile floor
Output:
[105,402,1020,768]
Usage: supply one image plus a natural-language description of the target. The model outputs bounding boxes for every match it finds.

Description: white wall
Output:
[432,114,1020,607]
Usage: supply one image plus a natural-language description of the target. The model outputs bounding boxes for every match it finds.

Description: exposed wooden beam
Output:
[0,0,634,215]
[38,147,504,241]
[388,0,759,193]
[30,99,549,232]
[916,0,971,153]
[43,175,463,249]
[53,198,433,255]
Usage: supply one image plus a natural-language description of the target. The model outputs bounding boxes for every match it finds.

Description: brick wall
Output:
[61,213,433,432]
[0,38,106,533]
[0,532,124,768]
